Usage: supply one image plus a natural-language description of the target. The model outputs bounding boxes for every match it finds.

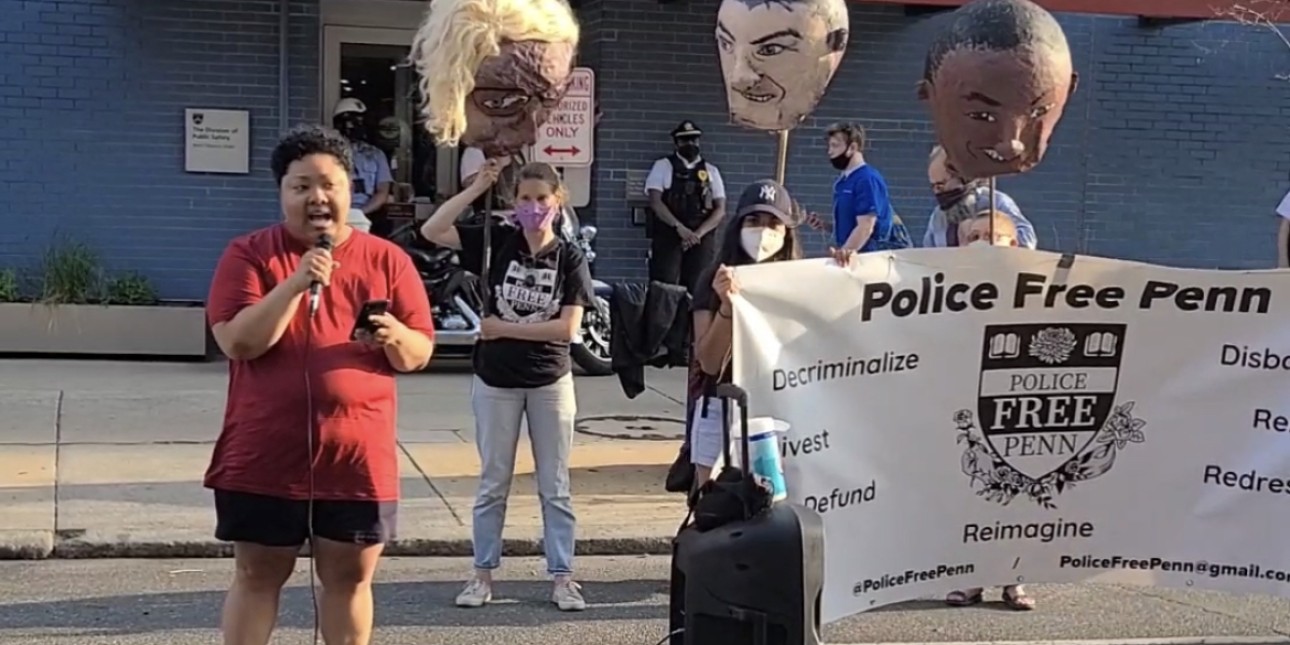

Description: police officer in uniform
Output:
[332,98,393,235]
[644,121,728,293]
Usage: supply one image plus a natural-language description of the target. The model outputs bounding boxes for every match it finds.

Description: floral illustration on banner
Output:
[960,323,1147,509]
[1027,327,1077,365]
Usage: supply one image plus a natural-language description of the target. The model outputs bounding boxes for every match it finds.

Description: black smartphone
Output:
[350,299,390,341]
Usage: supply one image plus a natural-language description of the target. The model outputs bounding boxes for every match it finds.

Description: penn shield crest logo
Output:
[955,323,1147,508]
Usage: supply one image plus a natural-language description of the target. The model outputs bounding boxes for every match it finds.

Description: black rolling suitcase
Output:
[668,383,827,645]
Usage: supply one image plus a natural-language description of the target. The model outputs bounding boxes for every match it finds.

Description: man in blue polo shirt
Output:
[820,122,910,264]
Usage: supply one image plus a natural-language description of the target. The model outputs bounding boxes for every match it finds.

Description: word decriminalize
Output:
[859,272,1271,322]
[772,351,918,391]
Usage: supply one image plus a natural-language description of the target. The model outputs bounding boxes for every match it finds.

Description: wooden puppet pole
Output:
[774,130,790,185]
[987,176,997,242]
[481,185,493,317]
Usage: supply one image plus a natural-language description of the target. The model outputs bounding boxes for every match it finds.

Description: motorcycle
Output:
[388,207,613,376]
[561,206,614,377]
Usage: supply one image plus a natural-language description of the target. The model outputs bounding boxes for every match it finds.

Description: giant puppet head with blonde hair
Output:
[412,0,580,157]
[715,0,849,131]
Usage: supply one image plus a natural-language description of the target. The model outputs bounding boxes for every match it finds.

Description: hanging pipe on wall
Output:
[278,0,290,133]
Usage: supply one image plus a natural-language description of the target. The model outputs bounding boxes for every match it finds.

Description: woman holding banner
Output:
[688,179,804,483]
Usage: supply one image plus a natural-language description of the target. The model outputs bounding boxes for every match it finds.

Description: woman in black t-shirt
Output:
[421,159,594,612]
[689,179,804,484]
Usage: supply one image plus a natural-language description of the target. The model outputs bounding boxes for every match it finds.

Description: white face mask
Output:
[741,226,786,262]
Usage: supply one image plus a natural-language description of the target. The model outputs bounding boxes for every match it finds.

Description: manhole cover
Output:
[575,415,684,440]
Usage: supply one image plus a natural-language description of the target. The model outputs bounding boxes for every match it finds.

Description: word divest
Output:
[729,247,1290,623]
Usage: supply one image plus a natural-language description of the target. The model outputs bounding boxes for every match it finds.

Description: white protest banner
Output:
[729,247,1290,624]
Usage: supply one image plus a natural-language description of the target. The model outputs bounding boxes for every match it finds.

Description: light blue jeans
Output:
[470,373,577,575]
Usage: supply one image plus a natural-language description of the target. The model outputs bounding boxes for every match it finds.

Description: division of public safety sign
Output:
[727,247,1290,624]
[533,67,594,167]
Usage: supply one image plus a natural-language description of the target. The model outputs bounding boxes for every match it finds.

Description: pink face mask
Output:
[514,201,558,232]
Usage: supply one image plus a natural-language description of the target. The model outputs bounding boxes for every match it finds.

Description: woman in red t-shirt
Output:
[205,125,435,645]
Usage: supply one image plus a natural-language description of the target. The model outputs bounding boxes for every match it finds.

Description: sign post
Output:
[534,67,595,167]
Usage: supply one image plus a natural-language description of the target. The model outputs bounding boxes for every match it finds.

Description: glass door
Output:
[322,27,459,220]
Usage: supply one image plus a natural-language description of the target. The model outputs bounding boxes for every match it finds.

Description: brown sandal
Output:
[945,589,983,606]
[1002,586,1035,611]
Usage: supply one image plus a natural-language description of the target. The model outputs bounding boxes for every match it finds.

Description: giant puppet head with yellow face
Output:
[412,0,580,157]
[715,0,850,131]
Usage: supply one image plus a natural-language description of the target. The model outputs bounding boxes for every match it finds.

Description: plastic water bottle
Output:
[736,417,789,503]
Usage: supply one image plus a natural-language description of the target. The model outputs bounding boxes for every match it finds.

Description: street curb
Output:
[30,536,675,559]
[835,639,1290,645]
[0,530,55,560]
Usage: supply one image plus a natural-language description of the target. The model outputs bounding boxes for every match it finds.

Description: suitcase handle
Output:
[714,383,748,406]
[716,383,753,476]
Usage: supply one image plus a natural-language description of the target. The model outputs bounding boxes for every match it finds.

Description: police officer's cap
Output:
[671,121,702,139]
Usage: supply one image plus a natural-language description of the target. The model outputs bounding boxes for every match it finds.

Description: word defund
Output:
[963,519,1095,544]
[772,352,918,391]
[804,485,877,513]
[803,480,877,513]
[860,272,1271,322]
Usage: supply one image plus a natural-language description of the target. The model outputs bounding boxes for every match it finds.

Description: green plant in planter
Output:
[105,272,159,306]
[0,269,19,303]
[39,241,105,305]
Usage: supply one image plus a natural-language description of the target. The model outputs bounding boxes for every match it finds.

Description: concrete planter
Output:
[0,302,208,358]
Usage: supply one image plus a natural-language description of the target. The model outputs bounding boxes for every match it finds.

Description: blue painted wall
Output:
[2,0,1286,300]
[0,0,318,300]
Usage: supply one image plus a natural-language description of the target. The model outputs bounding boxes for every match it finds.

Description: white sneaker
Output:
[552,579,587,611]
[455,576,492,608]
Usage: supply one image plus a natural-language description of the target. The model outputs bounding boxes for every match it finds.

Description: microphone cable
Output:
[303,233,330,645]
[653,628,684,645]
[303,316,321,645]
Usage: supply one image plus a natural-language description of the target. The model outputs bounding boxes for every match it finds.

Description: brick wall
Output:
[583,0,1290,279]
[0,0,319,300]
[1,0,1286,300]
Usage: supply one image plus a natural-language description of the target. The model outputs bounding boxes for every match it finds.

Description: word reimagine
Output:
[860,272,1271,322]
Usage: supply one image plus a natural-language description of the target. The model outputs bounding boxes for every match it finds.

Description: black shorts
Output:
[213,489,398,547]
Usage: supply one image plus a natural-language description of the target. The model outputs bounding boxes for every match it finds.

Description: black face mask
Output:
[676,142,700,161]
[935,186,970,210]
[829,152,852,170]
[335,117,366,142]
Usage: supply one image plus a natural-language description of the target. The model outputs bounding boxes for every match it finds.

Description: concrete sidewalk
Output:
[0,359,691,559]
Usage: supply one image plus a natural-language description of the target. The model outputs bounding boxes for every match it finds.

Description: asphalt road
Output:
[2,557,1290,645]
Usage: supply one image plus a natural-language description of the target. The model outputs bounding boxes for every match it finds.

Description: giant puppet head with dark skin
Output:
[917,0,1078,179]
[715,0,850,131]
[412,0,580,158]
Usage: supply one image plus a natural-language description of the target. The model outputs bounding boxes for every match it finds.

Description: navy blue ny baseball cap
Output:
[735,179,802,228]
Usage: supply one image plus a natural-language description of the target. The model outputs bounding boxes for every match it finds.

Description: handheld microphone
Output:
[308,233,333,317]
